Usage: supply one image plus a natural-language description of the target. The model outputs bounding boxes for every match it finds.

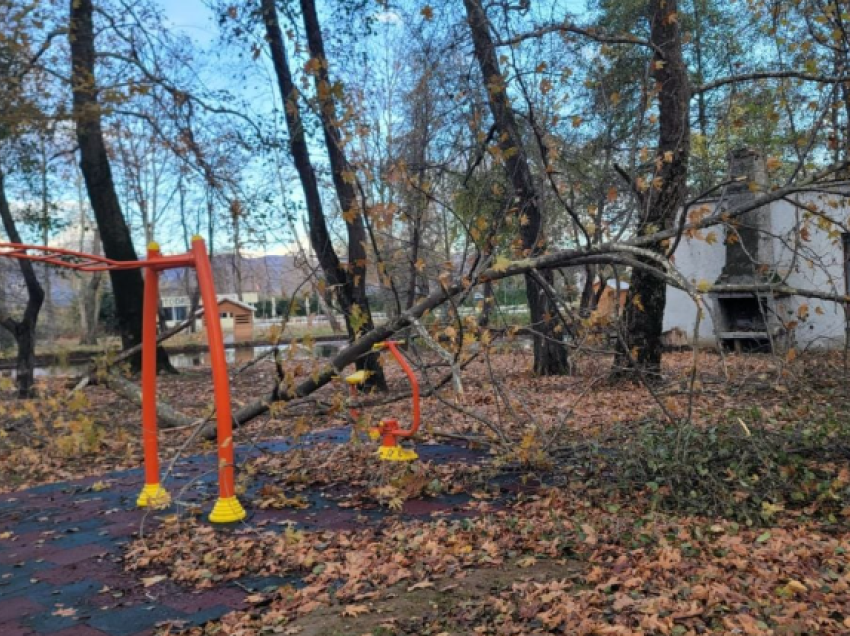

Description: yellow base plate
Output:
[378,445,419,462]
[209,496,247,523]
[136,483,171,509]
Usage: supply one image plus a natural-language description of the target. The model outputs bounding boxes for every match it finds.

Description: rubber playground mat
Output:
[0,430,502,636]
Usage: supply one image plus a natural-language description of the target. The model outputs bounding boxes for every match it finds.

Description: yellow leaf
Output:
[705,232,717,245]
[696,279,711,293]
[492,256,512,272]
[632,294,644,311]
[785,580,807,595]
[786,348,797,363]
[766,156,781,171]
[142,575,167,588]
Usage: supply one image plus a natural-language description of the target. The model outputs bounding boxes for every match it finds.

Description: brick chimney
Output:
[716,148,772,284]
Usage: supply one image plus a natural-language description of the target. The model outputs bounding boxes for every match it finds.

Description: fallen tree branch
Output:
[104,373,198,429]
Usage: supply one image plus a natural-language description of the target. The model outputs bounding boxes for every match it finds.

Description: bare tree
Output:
[0,167,44,398]
[463,0,570,375]
[69,0,172,371]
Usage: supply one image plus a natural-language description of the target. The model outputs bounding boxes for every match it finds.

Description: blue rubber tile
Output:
[25,580,103,607]
[0,559,53,577]
[86,604,187,636]
[22,608,81,634]
[47,533,113,551]
[25,484,71,496]
[0,577,54,600]
[183,604,232,627]
[234,574,303,593]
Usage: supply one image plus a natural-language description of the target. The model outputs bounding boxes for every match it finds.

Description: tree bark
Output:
[613,0,690,380]
[298,0,386,390]
[68,0,173,372]
[0,168,45,398]
[462,0,569,375]
[261,0,385,388]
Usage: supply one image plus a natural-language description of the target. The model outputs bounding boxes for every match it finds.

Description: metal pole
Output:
[136,242,170,508]
[192,236,246,523]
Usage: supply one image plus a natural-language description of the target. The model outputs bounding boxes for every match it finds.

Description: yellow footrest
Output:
[345,370,371,385]
[377,445,419,462]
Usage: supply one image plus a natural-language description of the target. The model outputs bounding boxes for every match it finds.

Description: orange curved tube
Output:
[191,238,237,501]
[384,341,420,437]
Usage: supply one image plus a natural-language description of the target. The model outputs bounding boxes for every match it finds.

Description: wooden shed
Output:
[202,298,255,342]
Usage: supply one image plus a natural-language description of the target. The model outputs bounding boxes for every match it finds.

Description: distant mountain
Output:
[159,253,308,299]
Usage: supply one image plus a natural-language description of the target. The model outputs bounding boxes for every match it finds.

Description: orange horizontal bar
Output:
[0,242,196,272]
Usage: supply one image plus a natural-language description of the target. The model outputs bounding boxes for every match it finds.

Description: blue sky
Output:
[158,0,216,45]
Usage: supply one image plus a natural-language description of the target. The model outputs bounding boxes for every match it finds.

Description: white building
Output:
[664,150,848,351]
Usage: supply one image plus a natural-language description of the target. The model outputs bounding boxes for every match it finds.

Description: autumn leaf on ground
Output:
[341,604,370,617]
[141,574,167,588]
[408,579,434,591]
[52,607,76,617]
[581,523,598,545]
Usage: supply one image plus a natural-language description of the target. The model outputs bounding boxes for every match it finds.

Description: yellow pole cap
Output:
[147,241,160,252]
[136,483,171,509]
[209,496,247,523]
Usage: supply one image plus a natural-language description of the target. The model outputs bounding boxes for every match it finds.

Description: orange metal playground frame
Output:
[0,237,246,523]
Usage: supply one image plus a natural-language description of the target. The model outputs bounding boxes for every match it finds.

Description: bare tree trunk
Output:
[613,0,690,380]
[79,230,103,346]
[0,168,44,398]
[261,0,385,387]
[462,0,569,375]
[298,0,386,390]
[69,0,173,373]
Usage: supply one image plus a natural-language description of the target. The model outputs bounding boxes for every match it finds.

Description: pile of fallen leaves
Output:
[128,488,850,635]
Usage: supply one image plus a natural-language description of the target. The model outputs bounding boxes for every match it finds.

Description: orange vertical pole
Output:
[136,243,170,508]
[191,236,246,523]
